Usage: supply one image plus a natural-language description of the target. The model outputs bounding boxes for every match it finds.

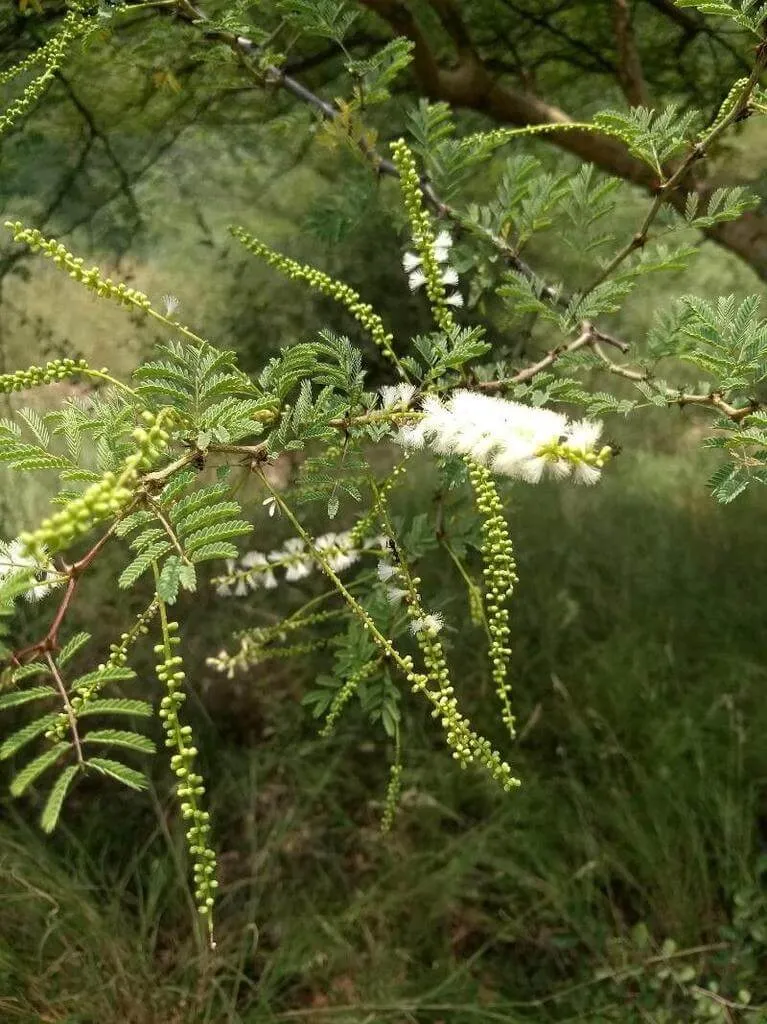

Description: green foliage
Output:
[676,0,767,34]
[345,37,414,106]
[5,0,767,966]
[276,0,358,42]
[592,105,700,173]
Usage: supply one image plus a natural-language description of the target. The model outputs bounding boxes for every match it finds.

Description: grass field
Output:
[1,439,766,1023]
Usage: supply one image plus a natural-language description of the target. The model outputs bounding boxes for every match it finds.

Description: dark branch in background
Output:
[357,0,767,280]
[643,0,750,66]
[3,3,758,421]
[497,0,617,75]
[161,0,761,422]
[612,0,649,107]
[55,72,144,235]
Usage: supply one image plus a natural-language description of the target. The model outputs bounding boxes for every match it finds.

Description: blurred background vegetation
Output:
[2,1,767,1021]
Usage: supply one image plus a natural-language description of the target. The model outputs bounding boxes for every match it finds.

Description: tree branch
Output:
[10,527,116,667]
[612,0,649,107]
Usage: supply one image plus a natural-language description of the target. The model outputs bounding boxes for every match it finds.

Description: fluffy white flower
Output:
[396,422,426,450]
[385,585,407,604]
[408,269,427,292]
[402,252,421,272]
[434,230,453,262]
[566,419,604,453]
[0,539,57,602]
[284,560,312,582]
[315,530,360,573]
[445,291,464,308]
[441,267,459,287]
[380,382,417,409]
[396,390,605,486]
[275,537,313,581]
[410,612,444,636]
[377,560,396,582]
[363,534,388,551]
[283,538,306,556]
[573,461,602,486]
[240,550,278,589]
[162,294,180,316]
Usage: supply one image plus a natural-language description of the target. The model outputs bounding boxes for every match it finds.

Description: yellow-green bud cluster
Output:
[0,12,86,88]
[106,598,159,669]
[390,138,457,336]
[229,226,399,366]
[20,470,133,558]
[392,557,520,791]
[320,659,379,737]
[538,439,613,478]
[0,25,79,139]
[467,460,517,738]
[0,357,89,394]
[349,461,407,549]
[155,618,218,927]
[701,77,749,141]
[20,409,175,558]
[276,502,518,790]
[380,760,403,834]
[5,223,152,310]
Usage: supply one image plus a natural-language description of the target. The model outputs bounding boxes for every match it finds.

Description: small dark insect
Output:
[385,537,401,563]
[603,439,622,458]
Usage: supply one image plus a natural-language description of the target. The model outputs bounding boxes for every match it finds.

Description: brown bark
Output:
[359,0,767,282]
[612,0,650,107]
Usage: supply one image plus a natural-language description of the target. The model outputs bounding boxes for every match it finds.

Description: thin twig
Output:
[45,650,84,765]
[591,340,757,420]
[477,323,595,391]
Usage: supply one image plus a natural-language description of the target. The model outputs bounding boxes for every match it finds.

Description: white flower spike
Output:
[396,390,610,485]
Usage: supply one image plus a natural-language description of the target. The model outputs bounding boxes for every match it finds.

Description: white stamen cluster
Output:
[410,612,445,636]
[0,538,56,601]
[214,531,382,597]
[379,382,417,410]
[377,560,444,634]
[397,391,610,485]
[403,230,463,308]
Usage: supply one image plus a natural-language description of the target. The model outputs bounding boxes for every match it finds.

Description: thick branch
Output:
[612,0,649,107]
[359,0,767,278]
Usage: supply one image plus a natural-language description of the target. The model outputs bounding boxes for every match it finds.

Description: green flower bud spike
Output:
[20,409,176,559]
[155,578,218,949]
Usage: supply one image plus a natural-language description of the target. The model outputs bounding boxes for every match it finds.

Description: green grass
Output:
[2,440,766,1023]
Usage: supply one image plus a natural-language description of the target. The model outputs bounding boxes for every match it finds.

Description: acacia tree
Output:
[2,0,767,952]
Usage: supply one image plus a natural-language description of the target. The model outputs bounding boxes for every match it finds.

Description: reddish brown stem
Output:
[9,526,116,667]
